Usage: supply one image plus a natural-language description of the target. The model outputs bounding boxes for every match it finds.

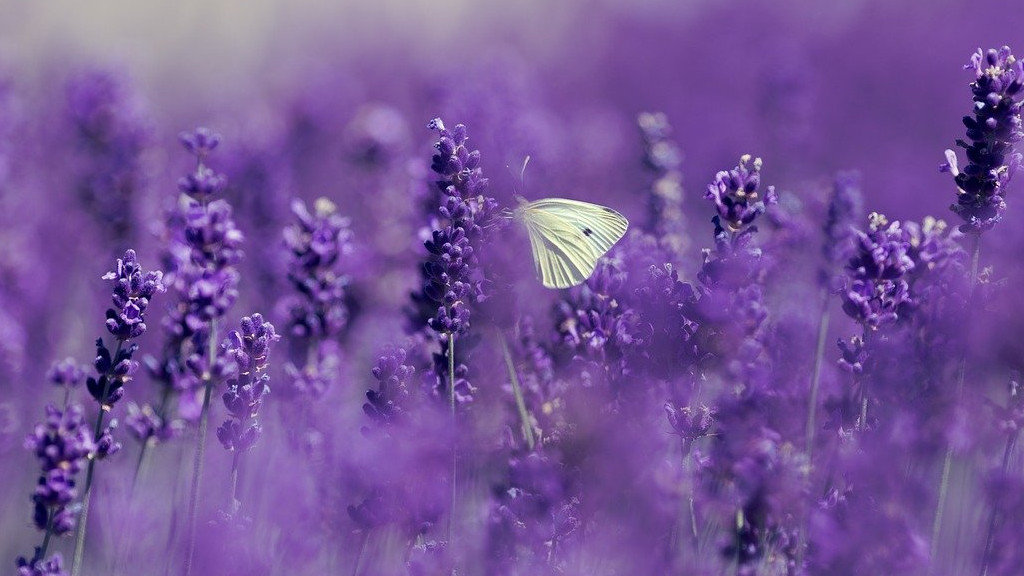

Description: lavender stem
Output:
[498,331,536,450]
[184,320,218,576]
[930,232,981,571]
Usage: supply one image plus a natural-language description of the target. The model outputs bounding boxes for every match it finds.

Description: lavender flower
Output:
[416,118,496,337]
[839,213,916,331]
[945,46,1023,233]
[363,346,415,430]
[145,127,243,423]
[25,403,95,535]
[820,171,864,289]
[279,197,353,402]
[64,68,151,246]
[705,154,779,233]
[554,256,644,387]
[87,249,164,408]
[637,112,688,255]
[282,197,353,340]
[217,314,279,453]
[15,554,67,576]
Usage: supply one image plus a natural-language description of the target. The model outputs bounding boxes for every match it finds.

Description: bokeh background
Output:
[1,0,1022,573]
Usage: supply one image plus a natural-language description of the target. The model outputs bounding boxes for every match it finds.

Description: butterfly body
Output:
[512,197,629,289]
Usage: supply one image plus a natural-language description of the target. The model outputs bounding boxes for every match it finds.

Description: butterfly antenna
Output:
[506,155,531,200]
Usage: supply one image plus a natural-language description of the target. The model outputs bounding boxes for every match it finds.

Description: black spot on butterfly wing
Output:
[582,227,593,237]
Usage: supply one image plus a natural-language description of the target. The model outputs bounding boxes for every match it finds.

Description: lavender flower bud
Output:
[217,314,279,452]
[947,46,1024,233]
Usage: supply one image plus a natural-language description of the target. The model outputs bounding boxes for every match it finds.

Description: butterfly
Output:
[512,196,629,289]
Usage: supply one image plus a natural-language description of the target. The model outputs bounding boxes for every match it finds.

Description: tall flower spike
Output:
[417,118,497,337]
[70,250,162,574]
[217,314,280,453]
[149,127,242,420]
[946,46,1023,233]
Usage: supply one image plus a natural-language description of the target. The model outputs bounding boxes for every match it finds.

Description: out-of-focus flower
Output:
[15,553,67,576]
[637,111,688,257]
[25,403,95,535]
[821,171,865,289]
[64,68,152,246]
[281,197,353,340]
[363,346,414,431]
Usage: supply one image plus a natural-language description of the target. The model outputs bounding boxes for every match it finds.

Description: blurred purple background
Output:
[2,0,1022,573]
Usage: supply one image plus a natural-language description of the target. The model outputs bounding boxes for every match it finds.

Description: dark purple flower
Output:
[945,46,1023,233]
[705,155,779,233]
[634,263,701,380]
[102,249,165,341]
[486,450,581,571]
[24,403,95,534]
[840,213,916,331]
[415,118,497,337]
[217,314,279,452]
[554,256,644,387]
[15,553,67,576]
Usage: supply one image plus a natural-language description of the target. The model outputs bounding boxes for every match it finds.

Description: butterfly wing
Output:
[517,198,629,289]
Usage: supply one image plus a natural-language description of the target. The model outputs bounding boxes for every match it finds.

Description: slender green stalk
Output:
[131,386,172,493]
[38,509,56,561]
[351,530,370,576]
[797,287,831,567]
[72,340,124,576]
[979,429,1019,576]
[805,286,831,457]
[446,332,457,548]
[229,450,241,515]
[930,233,981,571]
[497,331,535,450]
[184,321,219,576]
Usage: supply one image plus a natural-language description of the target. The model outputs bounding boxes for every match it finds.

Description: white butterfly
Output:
[512,196,629,289]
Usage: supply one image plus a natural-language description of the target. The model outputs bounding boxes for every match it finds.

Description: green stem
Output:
[352,530,370,576]
[184,321,218,576]
[38,508,56,561]
[131,386,171,494]
[497,331,535,450]
[979,430,1019,576]
[72,340,125,576]
[797,287,830,567]
[805,286,830,457]
[229,450,241,515]
[930,232,981,571]
[446,332,457,548]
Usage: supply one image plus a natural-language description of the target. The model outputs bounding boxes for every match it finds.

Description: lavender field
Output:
[3,1,1024,575]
